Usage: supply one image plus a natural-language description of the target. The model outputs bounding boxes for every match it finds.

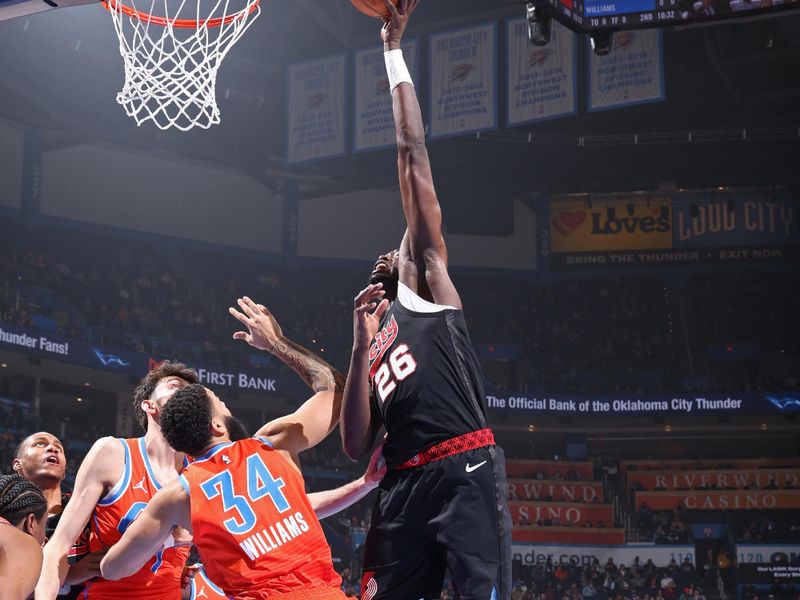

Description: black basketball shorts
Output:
[360,444,512,600]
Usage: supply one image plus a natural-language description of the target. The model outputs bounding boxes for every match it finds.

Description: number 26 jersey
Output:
[368,282,491,469]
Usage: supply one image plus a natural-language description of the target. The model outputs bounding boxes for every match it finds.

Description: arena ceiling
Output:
[0,1,798,201]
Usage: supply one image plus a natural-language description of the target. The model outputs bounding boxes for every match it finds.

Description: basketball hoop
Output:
[103,0,260,131]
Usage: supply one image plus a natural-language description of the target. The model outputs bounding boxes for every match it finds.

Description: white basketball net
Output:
[105,0,260,131]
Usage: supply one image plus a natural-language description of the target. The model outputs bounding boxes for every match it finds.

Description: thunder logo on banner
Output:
[429,22,497,139]
[287,54,347,164]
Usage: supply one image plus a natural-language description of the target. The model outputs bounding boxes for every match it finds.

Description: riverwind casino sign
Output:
[542,191,798,271]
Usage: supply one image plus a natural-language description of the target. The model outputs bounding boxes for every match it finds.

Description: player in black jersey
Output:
[339,2,511,599]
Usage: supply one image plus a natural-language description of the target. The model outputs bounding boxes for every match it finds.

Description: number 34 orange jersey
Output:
[179,437,345,600]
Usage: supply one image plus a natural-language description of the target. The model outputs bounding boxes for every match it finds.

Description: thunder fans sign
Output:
[287,54,347,164]
[429,23,498,139]
[588,29,665,112]
[352,39,418,152]
[506,18,577,126]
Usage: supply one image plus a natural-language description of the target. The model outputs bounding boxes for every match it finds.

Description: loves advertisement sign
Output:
[550,197,672,253]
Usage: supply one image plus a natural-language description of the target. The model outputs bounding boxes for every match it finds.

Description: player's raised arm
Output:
[229,297,345,459]
[100,480,191,581]
[340,284,388,460]
[36,437,123,600]
[384,0,461,309]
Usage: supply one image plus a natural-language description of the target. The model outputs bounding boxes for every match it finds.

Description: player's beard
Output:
[368,272,398,302]
[223,415,250,442]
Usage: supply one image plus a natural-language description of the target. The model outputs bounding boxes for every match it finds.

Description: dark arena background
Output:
[0,0,799,598]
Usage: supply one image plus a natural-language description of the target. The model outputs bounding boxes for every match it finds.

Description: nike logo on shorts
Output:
[465,460,487,473]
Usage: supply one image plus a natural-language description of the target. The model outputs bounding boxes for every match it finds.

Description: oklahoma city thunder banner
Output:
[506,18,576,126]
[588,29,664,112]
[429,22,497,139]
[287,54,347,164]
[353,39,418,152]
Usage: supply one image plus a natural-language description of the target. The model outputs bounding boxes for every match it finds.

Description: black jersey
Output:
[368,291,490,468]
[47,492,91,599]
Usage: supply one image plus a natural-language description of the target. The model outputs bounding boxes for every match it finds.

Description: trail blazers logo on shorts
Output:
[361,572,378,600]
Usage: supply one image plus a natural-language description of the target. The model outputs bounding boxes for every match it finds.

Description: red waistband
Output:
[393,428,495,470]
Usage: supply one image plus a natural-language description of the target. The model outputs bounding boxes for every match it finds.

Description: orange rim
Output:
[102,0,259,28]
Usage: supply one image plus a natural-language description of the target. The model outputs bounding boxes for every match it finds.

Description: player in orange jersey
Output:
[38,297,354,600]
[101,383,383,600]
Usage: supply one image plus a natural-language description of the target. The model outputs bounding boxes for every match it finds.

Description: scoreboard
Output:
[538,0,800,31]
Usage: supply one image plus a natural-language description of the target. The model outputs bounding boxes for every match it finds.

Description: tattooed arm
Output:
[229,297,345,461]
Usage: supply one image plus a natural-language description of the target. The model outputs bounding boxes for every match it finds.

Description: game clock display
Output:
[540,0,799,31]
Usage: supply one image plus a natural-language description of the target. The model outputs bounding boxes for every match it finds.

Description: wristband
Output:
[384,48,413,91]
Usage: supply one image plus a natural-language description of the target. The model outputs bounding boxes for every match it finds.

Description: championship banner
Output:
[621,457,800,474]
[287,54,347,164]
[588,29,664,112]
[505,459,593,480]
[508,480,603,502]
[506,18,576,126]
[512,543,694,567]
[353,39,418,152]
[509,501,613,527]
[512,528,626,545]
[635,490,800,511]
[673,193,798,249]
[627,469,800,491]
[429,22,497,139]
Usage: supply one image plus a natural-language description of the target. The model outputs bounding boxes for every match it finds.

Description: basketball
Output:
[350,0,400,19]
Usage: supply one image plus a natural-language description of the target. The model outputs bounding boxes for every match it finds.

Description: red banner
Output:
[512,526,625,545]
[621,458,800,474]
[508,501,613,527]
[508,479,604,502]
[505,460,593,480]
[627,469,800,491]
[635,490,800,510]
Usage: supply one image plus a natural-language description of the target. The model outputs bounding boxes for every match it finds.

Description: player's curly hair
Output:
[132,362,199,432]
[161,383,214,457]
[0,474,47,527]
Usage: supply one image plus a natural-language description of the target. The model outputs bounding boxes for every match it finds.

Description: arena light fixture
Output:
[590,31,613,56]
[526,2,551,47]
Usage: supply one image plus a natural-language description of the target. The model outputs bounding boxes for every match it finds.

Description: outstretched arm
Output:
[309,445,386,519]
[384,0,461,308]
[230,297,345,458]
[100,480,191,581]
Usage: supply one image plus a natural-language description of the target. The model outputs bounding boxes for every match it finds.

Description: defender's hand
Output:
[229,297,284,352]
[363,444,387,488]
[353,283,389,351]
[65,549,107,586]
[381,0,420,50]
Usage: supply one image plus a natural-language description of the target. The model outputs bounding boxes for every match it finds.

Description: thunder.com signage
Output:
[544,191,798,270]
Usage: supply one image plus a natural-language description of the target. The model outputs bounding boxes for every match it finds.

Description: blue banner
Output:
[485,391,800,416]
[673,193,798,248]
[0,323,307,399]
